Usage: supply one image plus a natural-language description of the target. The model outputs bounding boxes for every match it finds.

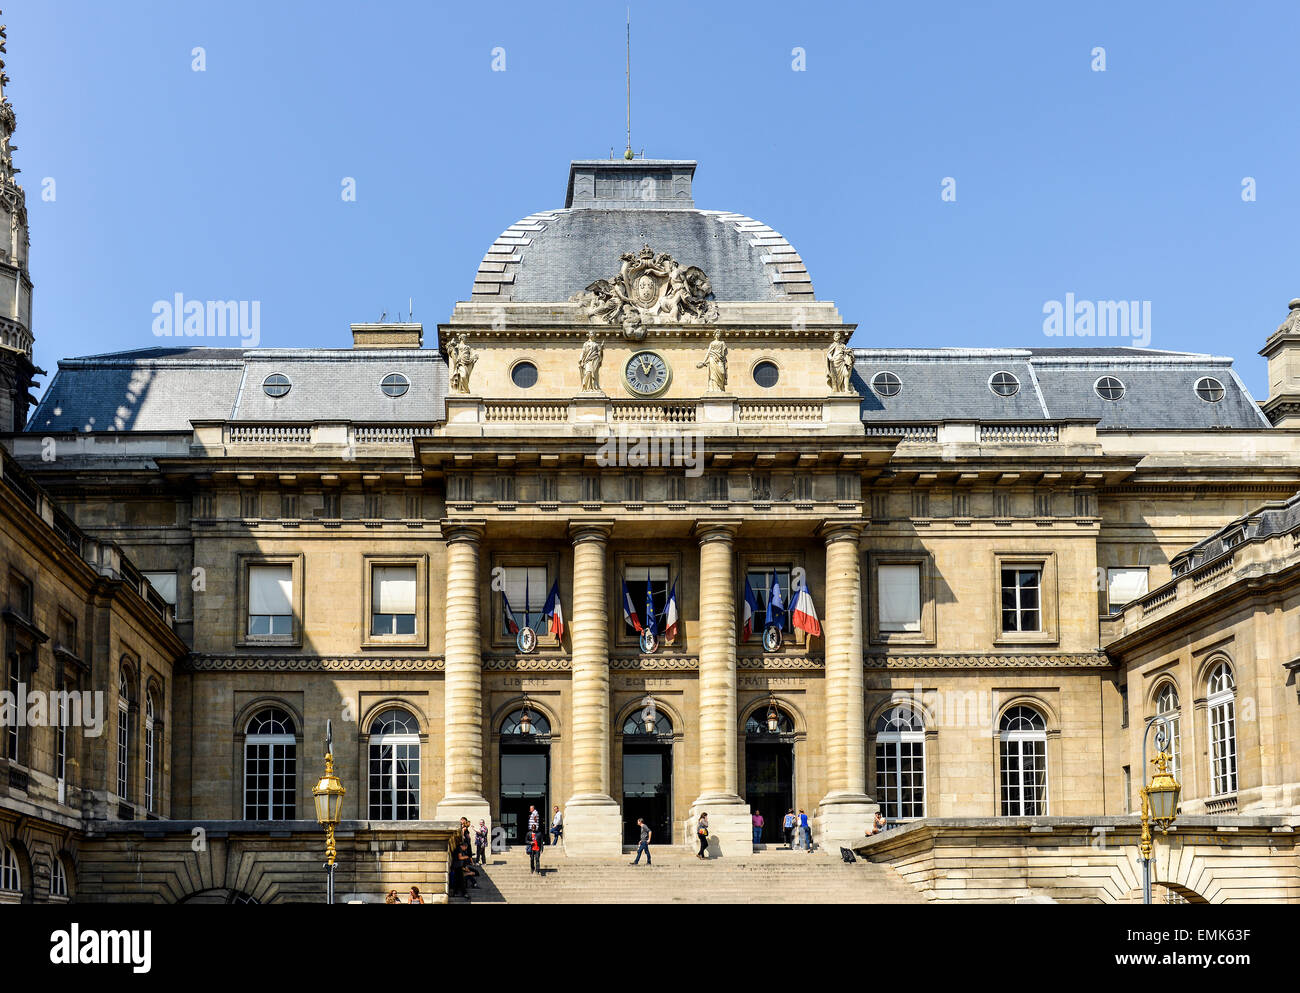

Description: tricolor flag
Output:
[542,579,564,640]
[790,579,822,637]
[501,591,521,635]
[742,578,759,639]
[663,581,679,643]
[621,580,642,633]
[767,574,786,631]
[643,573,658,638]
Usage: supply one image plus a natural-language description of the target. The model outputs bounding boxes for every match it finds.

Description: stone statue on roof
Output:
[826,330,854,394]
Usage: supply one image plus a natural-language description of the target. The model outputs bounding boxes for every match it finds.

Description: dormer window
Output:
[262,374,291,398]
[989,371,1020,397]
[380,373,410,398]
[1195,377,1225,402]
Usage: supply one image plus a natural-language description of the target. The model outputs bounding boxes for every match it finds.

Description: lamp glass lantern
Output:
[312,753,346,828]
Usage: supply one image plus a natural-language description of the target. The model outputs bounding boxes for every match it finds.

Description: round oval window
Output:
[262,373,291,398]
[380,373,409,398]
[511,361,538,389]
[752,361,779,388]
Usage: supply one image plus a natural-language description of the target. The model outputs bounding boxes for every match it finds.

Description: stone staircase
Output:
[451,845,927,904]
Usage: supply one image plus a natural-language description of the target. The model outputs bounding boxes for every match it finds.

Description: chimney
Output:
[1259,299,1300,427]
[350,322,423,349]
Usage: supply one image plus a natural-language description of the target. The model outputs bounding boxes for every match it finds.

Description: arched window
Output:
[50,856,68,898]
[500,708,551,737]
[874,705,926,821]
[243,707,297,820]
[999,706,1047,816]
[1155,683,1181,782]
[622,707,675,737]
[368,709,420,820]
[1207,662,1237,797]
[116,666,132,800]
[144,693,157,814]
[0,845,19,893]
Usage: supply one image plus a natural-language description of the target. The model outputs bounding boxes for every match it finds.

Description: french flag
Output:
[542,579,564,640]
[502,591,520,635]
[663,581,679,643]
[791,580,822,637]
[621,580,642,633]
[742,577,758,639]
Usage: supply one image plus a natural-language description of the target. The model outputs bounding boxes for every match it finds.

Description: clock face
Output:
[624,350,670,396]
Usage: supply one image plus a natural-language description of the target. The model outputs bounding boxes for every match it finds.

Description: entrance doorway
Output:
[621,706,674,845]
[498,707,550,845]
[744,704,795,844]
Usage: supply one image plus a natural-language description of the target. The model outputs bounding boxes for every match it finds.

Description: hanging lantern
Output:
[642,696,658,734]
[518,702,534,736]
[766,699,780,733]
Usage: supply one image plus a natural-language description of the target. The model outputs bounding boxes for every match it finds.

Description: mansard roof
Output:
[853,347,1269,430]
[27,346,448,433]
[468,160,814,303]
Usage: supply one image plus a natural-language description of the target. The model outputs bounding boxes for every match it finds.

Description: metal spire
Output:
[624,8,633,160]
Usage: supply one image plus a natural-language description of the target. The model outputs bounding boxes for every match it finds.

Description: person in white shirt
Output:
[550,805,563,845]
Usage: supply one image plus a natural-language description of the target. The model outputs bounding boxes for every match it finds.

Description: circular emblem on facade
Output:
[624,350,670,396]
[762,625,782,653]
[517,626,538,654]
[639,629,659,654]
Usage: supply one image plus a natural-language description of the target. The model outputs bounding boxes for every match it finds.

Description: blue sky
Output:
[11,0,1300,399]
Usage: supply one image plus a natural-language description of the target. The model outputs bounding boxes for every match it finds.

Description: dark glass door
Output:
[745,740,793,843]
[622,744,672,844]
[499,744,548,845]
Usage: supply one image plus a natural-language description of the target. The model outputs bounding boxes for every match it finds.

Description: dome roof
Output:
[469,160,814,303]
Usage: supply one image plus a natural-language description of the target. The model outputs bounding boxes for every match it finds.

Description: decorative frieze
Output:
[864,652,1111,670]
[186,654,445,672]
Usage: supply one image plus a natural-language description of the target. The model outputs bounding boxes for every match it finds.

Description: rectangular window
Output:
[503,565,548,632]
[1000,567,1042,632]
[240,491,260,519]
[56,685,67,786]
[1106,567,1149,614]
[117,705,129,798]
[322,492,341,518]
[371,565,417,635]
[625,566,671,637]
[280,492,299,519]
[910,491,929,518]
[9,573,33,618]
[746,567,791,640]
[952,491,971,518]
[142,571,178,606]
[1120,686,1129,728]
[878,564,922,633]
[248,565,293,636]
[1123,766,1131,815]
[5,653,19,761]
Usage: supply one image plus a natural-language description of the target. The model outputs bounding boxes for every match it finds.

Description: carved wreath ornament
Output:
[571,244,719,340]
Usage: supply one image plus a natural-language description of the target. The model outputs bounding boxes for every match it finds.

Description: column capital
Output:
[441,519,486,544]
[567,519,614,544]
[693,520,739,545]
[819,520,863,545]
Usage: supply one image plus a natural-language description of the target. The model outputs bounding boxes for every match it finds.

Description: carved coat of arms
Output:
[570,244,719,339]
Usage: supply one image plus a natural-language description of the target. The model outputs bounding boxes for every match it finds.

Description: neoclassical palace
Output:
[2,65,1300,902]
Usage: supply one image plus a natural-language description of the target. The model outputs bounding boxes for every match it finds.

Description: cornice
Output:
[186,654,446,672]
[864,652,1112,670]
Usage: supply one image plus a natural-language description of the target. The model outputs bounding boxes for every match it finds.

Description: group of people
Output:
[779,809,815,851]
[384,886,424,904]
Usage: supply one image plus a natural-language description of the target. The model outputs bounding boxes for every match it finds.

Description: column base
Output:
[814,793,878,850]
[686,795,752,858]
[561,795,623,857]
[434,794,492,845]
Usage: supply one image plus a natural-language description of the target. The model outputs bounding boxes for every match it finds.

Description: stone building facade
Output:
[1,78,1299,899]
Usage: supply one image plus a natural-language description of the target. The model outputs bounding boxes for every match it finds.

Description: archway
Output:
[744,703,796,844]
[621,705,674,845]
[497,706,551,845]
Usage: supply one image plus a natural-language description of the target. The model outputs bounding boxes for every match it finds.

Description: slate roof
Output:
[854,347,1269,430]
[1171,491,1300,573]
[27,346,448,433]
[469,160,814,302]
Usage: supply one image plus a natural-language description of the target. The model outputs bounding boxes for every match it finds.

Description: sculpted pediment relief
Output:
[570,244,719,340]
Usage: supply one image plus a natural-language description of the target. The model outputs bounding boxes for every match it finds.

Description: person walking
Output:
[630,817,653,866]
[528,804,540,842]
[752,809,764,845]
[474,819,489,864]
[526,825,543,874]
[799,808,812,853]
[550,805,564,846]
[783,809,796,849]
[696,812,710,859]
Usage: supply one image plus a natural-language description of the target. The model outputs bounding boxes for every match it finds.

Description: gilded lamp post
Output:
[1139,716,1181,905]
[312,719,346,905]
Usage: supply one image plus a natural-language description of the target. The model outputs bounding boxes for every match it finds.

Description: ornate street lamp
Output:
[1139,716,1182,905]
[518,699,534,736]
[312,719,346,905]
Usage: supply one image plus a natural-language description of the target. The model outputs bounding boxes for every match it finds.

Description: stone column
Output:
[687,521,752,856]
[815,522,877,847]
[563,522,622,855]
[434,522,491,831]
